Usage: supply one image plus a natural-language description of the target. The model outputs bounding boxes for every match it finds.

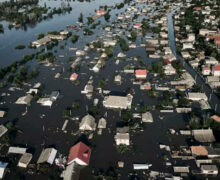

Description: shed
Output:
[98,118,107,129]
[0,111,6,118]
[173,166,189,173]
[79,115,96,131]
[8,147,27,154]
[18,153,33,168]
[142,112,153,123]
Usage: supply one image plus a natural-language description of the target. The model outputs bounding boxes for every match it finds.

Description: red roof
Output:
[164,58,171,64]
[193,7,201,11]
[70,73,78,81]
[203,67,210,70]
[216,39,220,45]
[134,23,142,27]
[214,65,220,71]
[67,142,91,165]
[96,9,106,15]
[136,69,147,76]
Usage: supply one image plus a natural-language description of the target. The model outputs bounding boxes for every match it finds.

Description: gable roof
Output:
[67,142,91,165]
[191,146,208,156]
[135,69,147,76]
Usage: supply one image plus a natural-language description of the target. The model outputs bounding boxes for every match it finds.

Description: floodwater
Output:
[0,0,219,180]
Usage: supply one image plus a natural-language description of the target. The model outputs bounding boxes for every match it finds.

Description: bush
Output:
[118,37,129,51]
[71,35,79,43]
[15,45,25,49]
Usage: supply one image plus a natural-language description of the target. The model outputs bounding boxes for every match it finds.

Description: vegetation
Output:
[104,11,111,21]
[0,23,3,33]
[15,45,25,49]
[71,35,79,43]
[117,144,133,154]
[0,0,72,28]
[88,106,99,116]
[78,13,83,23]
[117,37,129,51]
[37,33,44,39]
[152,61,166,75]
[104,47,114,57]
[93,166,120,180]
[98,79,108,88]
[84,28,94,35]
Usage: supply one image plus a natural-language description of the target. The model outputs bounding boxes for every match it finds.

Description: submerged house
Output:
[79,115,96,131]
[15,94,33,105]
[18,153,33,168]
[67,142,91,166]
[98,118,107,129]
[135,69,147,79]
[201,165,218,175]
[115,133,130,146]
[103,94,133,109]
[192,129,215,143]
[37,148,57,165]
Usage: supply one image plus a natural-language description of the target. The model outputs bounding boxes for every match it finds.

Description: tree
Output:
[78,13,83,23]
[178,97,190,107]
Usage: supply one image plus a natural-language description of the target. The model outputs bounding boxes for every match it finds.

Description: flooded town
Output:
[0,0,220,179]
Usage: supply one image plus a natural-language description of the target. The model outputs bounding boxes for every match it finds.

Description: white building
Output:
[18,153,33,168]
[103,94,133,109]
[212,65,220,76]
[202,67,211,76]
[115,133,130,146]
[201,165,218,175]
[187,93,208,101]
[183,43,194,50]
[164,64,176,75]
[79,115,96,131]
[37,148,57,164]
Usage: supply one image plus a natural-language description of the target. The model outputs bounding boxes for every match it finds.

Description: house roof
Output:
[135,69,147,76]
[191,146,208,156]
[192,129,215,142]
[70,73,78,80]
[67,142,91,165]
[211,115,220,123]
[203,67,210,70]
[214,65,220,71]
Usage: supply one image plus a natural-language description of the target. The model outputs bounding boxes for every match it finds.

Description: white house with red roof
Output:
[96,9,106,16]
[202,66,211,76]
[70,73,78,81]
[135,69,147,79]
[67,142,91,166]
[133,23,142,29]
[212,64,220,76]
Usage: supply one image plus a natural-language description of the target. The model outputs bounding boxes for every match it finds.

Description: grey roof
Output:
[37,148,57,164]
[18,153,33,166]
[192,129,215,142]
[79,114,96,131]
[0,125,8,138]
[201,165,218,171]
[98,118,107,129]
[117,126,129,133]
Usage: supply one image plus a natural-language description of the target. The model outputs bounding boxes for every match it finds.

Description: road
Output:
[167,9,220,113]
